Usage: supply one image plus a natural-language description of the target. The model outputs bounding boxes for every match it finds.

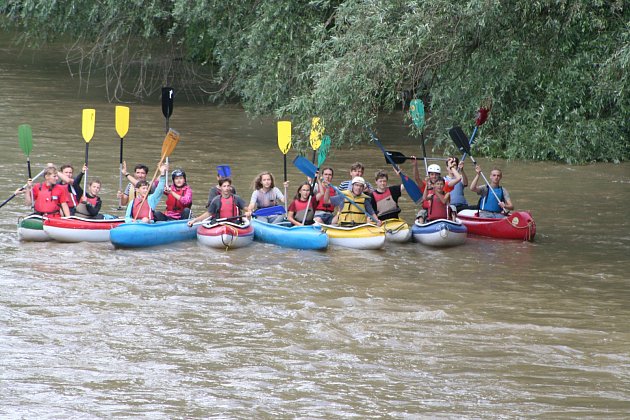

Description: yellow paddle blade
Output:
[161,128,180,158]
[82,108,96,143]
[115,106,130,138]
[309,117,323,150]
[277,121,291,155]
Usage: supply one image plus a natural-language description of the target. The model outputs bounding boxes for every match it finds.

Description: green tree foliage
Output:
[1,0,627,162]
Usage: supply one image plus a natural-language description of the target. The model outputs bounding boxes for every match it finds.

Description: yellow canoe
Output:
[321,223,386,250]
[381,218,411,243]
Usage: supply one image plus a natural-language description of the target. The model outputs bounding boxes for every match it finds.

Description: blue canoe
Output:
[110,219,199,248]
[252,219,328,250]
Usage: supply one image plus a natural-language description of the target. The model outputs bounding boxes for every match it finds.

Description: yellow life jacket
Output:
[338,190,369,226]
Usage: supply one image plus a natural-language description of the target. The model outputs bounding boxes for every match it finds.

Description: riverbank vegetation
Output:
[1,1,628,162]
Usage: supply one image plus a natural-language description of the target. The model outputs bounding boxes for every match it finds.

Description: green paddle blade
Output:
[317,135,331,167]
[18,124,33,156]
[409,99,425,130]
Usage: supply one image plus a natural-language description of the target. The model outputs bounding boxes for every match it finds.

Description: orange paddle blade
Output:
[161,129,180,158]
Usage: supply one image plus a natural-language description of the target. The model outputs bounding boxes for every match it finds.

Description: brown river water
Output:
[1,40,629,417]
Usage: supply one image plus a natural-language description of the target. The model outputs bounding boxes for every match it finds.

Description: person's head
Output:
[60,164,74,180]
[375,170,388,190]
[171,169,187,187]
[433,177,445,192]
[253,171,275,190]
[349,162,365,178]
[295,182,312,200]
[321,167,334,182]
[43,166,59,185]
[351,176,366,196]
[447,157,459,170]
[134,164,149,180]
[427,164,441,181]
[490,168,503,186]
[88,179,101,196]
[135,180,150,197]
[218,177,233,196]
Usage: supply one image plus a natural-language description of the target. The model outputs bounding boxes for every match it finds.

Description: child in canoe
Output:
[370,169,404,221]
[188,177,250,226]
[287,182,318,226]
[124,163,168,223]
[416,176,451,223]
[74,178,105,219]
[154,169,192,221]
[247,171,288,223]
[17,165,71,218]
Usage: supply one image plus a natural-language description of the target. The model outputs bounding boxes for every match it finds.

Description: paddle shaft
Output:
[83,142,90,201]
[118,137,124,208]
[0,167,47,210]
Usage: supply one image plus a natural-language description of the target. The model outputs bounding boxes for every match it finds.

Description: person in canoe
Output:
[370,169,404,221]
[207,165,236,203]
[124,163,168,223]
[470,165,513,218]
[188,177,250,226]
[338,162,374,192]
[329,176,381,227]
[416,176,452,224]
[247,171,288,223]
[154,169,192,221]
[118,162,155,206]
[74,178,105,219]
[313,166,337,225]
[16,165,71,218]
[287,182,318,226]
[413,162,461,222]
[57,163,86,215]
[445,157,471,213]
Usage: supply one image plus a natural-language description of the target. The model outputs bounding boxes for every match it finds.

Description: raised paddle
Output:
[277,120,292,212]
[0,167,47,210]
[217,165,231,177]
[309,117,323,163]
[192,205,286,226]
[82,108,96,199]
[367,128,422,203]
[293,155,379,223]
[115,105,130,209]
[18,124,33,179]
[409,99,429,176]
[301,134,331,224]
[450,125,505,213]
[162,87,174,187]
[462,102,492,161]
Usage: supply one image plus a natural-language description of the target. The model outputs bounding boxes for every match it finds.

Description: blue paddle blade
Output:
[293,155,317,178]
[253,205,285,217]
[217,165,231,177]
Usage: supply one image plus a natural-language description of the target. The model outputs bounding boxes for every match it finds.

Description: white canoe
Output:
[321,223,386,250]
[412,219,467,247]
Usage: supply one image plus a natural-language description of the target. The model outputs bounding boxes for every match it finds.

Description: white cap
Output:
[351,176,366,186]
[427,164,441,174]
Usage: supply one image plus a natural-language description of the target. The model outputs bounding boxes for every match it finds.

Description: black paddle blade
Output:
[162,87,174,118]
[385,151,407,165]
[449,126,470,154]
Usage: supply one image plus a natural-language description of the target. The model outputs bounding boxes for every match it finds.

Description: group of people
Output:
[14,154,514,227]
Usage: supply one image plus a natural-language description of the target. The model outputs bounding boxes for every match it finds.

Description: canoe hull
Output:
[456,210,536,241]
[17,215,51,242]
[110,219,198,248]
[252,219,328,250]
[197,220,254,249]
[321,223,386,250]
[412,219,467,247]
[43,216,124,242]
[382,218,411,243]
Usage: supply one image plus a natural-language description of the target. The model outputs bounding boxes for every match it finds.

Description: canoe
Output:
[43,216,124,242]
[252,219,328,250]
[382,218,411,243]
[321,223,386,250]
[412,219,467,247]
[197,219,254,249]
[17,214,51,242]
[109,219,198,248]
[456,209,536,241]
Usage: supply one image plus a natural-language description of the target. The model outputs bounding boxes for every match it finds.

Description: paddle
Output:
[115,105,130,209]
[18,124,33,179]
[162,87,174,187]
[366,128,422,203]
[277,120,291,212]
[193,205,285,226]
[300,134,331,224]
[462,103,492,161]
[82,109,96,199]
[217,165,231,177]
[449,125,505,213]
[293,155,379,223]
[409,99,429,176]
[310,117,323,163]
[0,167,47,210]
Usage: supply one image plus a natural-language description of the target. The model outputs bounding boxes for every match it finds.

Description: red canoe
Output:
[197,219,255,249]
[456,209,536,241]
[43,216,124,242]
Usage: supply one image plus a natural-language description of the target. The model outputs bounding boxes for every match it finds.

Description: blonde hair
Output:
[252,171,276,190]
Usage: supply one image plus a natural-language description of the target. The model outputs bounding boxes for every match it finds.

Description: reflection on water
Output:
[0,40,629,417]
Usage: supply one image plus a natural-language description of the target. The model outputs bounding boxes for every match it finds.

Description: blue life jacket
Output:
[479,186,504,212]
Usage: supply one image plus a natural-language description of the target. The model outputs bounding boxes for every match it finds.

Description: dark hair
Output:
[350,162,365,172]
[375,169,388,181]
[89,178,101,187]
[135,180,149,189]
[60,164,74,172]
[218,176,232,186]
[321,167,334,177]
[252,171,275,190]
[294,182,311,200]
[134,164,149,174]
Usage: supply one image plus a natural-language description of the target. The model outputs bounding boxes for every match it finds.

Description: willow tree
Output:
[1,0,628,162]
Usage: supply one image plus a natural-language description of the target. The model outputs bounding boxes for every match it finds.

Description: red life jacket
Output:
[291,198,315,224]
[33,183,67,216]
[315,186,336,212]
[132,196,153,220]
[218,196,239,219]
[74,195,98,217]
[65,184,78,208]
[427,194,448,221]
[372,188,399,216]
[165,185,191,213]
